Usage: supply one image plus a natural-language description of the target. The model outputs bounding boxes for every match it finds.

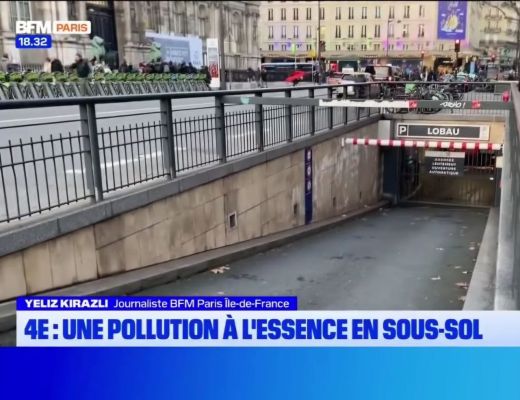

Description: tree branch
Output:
[479,0,520,18]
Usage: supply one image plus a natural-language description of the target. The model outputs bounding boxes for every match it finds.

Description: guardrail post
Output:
[308,88,315,135]
[285,90,293,142]
[79,102,104,201]
[78,104,95,200]
[215,94,227,163]
[327,87,334,129]
[160,98,176,179]
[255,92,264,152]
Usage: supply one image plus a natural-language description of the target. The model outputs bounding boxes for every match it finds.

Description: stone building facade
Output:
[0,1,260,69]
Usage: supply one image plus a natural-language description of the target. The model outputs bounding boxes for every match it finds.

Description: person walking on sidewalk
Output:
[71,53,91,96]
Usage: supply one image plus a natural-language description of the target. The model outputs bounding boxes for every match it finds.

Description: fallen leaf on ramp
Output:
[458,296,466,302]
[436,247,444,251]
[430,276,441,281]
[210,266,231,274]
[456,282,469,290]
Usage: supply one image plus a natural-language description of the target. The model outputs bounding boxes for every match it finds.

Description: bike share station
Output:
[223,92,510,208]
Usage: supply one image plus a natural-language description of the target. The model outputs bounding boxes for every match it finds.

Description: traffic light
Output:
[454,39,460,53]
[319,40,326,52]
[421,51,425,59]
[491,54,496,63]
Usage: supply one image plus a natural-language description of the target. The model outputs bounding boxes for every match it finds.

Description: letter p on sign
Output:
[398,125,407,136]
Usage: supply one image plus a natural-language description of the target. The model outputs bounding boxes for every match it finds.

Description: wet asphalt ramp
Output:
[138,206,489,310]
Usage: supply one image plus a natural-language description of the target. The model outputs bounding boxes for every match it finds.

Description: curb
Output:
[0,201,389,333]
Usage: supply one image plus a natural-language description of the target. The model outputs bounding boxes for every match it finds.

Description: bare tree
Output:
[480,1,520,75]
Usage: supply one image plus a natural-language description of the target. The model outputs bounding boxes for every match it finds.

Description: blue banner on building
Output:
[437,1,467,40]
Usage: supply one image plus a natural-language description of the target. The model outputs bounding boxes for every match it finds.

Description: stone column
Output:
[0,1,11,33]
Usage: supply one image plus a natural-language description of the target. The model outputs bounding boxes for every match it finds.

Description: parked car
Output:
[327,72,380,98]
[372,65,402,82]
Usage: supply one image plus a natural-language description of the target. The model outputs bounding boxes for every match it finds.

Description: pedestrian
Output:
[50,58,64,73]
[43,57,52,73]
[0,53,9,72]
[71,53,91,96]
[261,67,268,88]
[119,59,129,73]
[255,67,261,87]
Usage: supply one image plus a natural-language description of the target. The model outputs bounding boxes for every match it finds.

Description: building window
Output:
[404,44,409,50]
[268,26,274,39]
[281,8,286,21]
[293,25,299,38]
[336,7,341,20]
[307,43,312,51]
[348,25,354,38]
[347,44,355,51]
[320,7,325,20]
[306,25,312,38]
[418,24,425,37]
[336,44,341,50]
[281,26,286,38]
[268,44,274,51]
[402,24,409,38]
[335,25,341,38]
[306,7,312,20]
[348,7,354,19]
[361,44,367,51]
[146,1,160,32]
[362,7,367,19]
[388,23,394,38]
[440,43,444,51]
[404,5,410,18]
[268,8,273,20]
[67,1,78,19]
[282,44,287,51]
[375,6,381,19]
[361,25,367,38]
[374,24,380,38]
[419,5,425,17]
[293,8,298,20]
[374,43,381,51]
[389,6,395,19]
[10,1,31,30]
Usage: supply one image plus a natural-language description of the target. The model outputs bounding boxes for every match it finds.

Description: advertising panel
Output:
[145,32,203,68]
[437,1,467,40]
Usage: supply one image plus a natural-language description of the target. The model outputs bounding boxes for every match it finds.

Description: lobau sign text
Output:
[396,123,489,141]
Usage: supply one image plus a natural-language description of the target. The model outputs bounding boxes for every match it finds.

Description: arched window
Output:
[232,12,242,43]
[198,4,209,38]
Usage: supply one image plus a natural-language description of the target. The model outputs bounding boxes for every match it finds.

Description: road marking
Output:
[0,103,215,125]
[65,148,187,174]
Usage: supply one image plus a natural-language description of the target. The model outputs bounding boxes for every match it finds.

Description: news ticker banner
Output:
[14,296,520,347]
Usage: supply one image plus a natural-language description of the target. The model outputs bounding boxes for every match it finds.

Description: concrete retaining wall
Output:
[0,123,380,302]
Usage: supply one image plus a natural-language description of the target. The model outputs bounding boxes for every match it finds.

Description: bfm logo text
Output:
[16,21,91,34]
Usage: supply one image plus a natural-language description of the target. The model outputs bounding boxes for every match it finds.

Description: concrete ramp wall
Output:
[0,119,381,302]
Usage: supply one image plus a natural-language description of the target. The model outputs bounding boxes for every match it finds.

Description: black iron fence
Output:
[0,81,510,225]
[0,83,374,224]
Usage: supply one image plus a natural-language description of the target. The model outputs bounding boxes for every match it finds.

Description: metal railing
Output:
[0,80,510,225]
[0,83,375,225]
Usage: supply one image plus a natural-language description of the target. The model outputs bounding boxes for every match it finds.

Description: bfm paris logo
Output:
[16,21,91,34]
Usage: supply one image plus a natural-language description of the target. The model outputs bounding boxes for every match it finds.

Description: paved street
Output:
[138,206,487,310]
[0,205,488,346]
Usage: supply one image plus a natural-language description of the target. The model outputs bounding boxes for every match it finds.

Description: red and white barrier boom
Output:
[341,137,503,151]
